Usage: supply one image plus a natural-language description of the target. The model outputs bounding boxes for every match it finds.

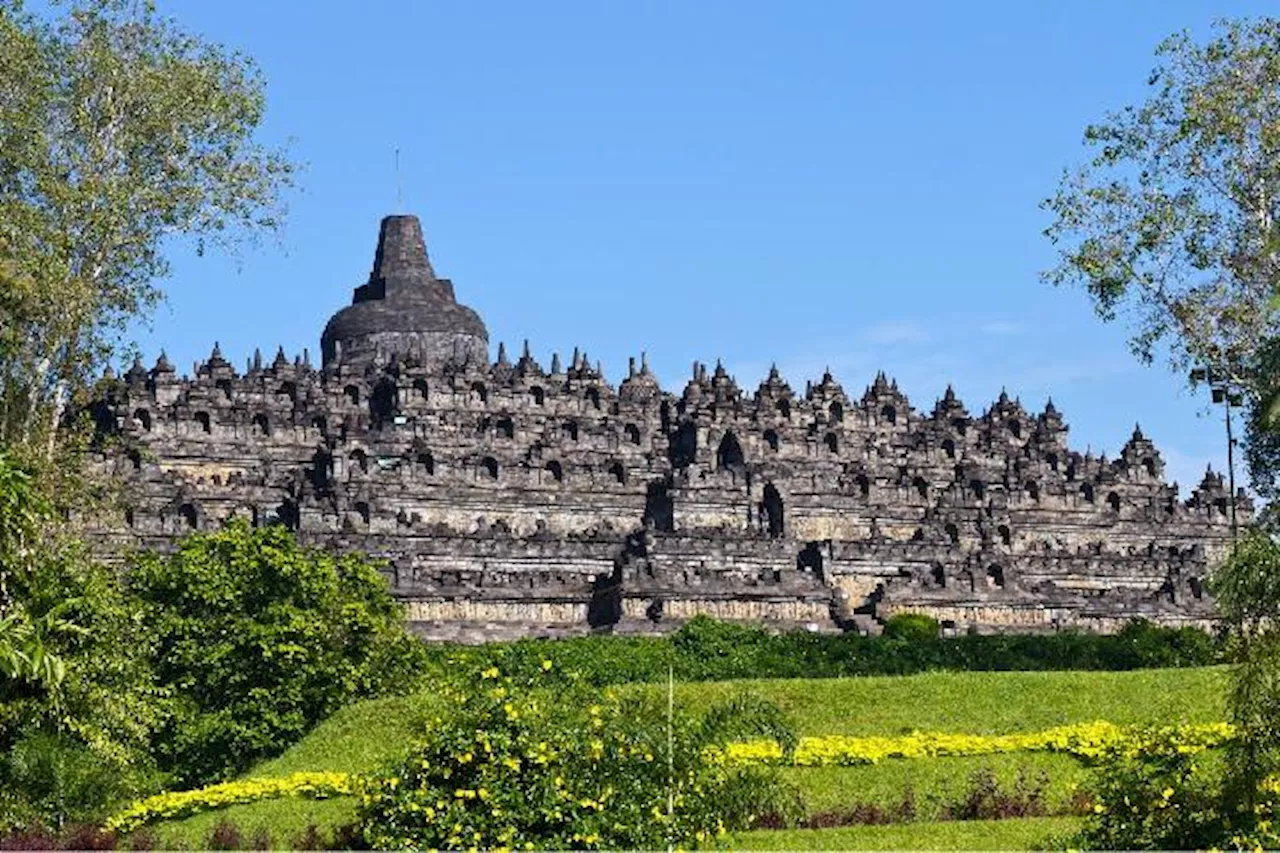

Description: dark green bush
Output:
[0,732,141,835]
[881,613,941,642]
[128,520,430,786]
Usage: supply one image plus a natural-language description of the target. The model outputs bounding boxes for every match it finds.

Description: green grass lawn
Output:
[656,666,1227,735]
[782,753,1087,818]
[150,666,1226,848]
[731,816,1084,850]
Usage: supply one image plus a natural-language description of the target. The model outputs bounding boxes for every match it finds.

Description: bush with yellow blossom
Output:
[1069,726,1227,851]
[354,662,800,850]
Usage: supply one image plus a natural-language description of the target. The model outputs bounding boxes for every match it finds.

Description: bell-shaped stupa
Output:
[320,214,488,368]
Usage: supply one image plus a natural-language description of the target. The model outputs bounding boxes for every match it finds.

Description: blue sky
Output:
[137,0,1275,495]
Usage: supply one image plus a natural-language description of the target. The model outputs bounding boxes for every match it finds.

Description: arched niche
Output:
[717,431,745,471]
[762,483,784,538]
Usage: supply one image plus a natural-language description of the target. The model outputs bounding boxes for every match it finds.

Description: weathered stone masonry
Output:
[84,214,1246,640]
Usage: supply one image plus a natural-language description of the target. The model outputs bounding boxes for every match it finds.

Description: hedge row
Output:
[417,616,1222,686]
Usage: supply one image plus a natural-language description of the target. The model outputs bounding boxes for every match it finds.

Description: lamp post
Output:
[1190,366,1243,543]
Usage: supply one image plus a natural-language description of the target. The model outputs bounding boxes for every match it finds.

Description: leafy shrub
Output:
[1232,776,1280,849]
[56,824,116,850]
[292,824,322,850]
[0,453,163,832]
[207,819,241,851]
[881,613,940,642]
[0,732,146,834]
[124,828,157,850]
[355,665,799,850]
[796,789,917,828]
[0,823,116,850]
[128,520,429,786]
[1071,726,1227,851]
[0,826,57,850]
[943,767,1048,820]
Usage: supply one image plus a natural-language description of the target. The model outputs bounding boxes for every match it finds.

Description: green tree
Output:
[1042,18,1280,404]
[0,452,164,831]
[128,521,427,786]
[1210,531,1280,810]
[0,0,294,461]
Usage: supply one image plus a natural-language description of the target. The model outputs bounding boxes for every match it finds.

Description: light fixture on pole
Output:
[1190,366,1243,543]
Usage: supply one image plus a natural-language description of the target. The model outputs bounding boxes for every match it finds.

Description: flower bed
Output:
[719,721,1233,767]
[105,772,353,834]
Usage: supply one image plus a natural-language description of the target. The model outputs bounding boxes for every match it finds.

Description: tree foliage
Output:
[0,452,164,832]
[1244,336,1280,503]
[0,0,294,460]
[1210,531,1280,810]
[1043,18,1280,390]
[127,521,427,787]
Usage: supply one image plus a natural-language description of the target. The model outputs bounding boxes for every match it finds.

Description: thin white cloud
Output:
[1008,356,1138,389]
[979,320,1023,336]
[863,322,930,345]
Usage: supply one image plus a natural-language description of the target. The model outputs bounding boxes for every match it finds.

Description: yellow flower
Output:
[541,659,553,671]
[482,666,500,679]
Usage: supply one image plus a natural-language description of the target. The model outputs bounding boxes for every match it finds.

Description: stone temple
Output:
[85,214,1247,640]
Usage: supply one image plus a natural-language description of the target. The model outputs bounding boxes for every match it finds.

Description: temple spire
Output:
[370,214,435,283]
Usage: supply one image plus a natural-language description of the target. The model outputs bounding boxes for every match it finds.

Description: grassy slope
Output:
[151,692,438,848]
[658,666,1227,735]
[784,753,1088,816]
[152,667,1227,848]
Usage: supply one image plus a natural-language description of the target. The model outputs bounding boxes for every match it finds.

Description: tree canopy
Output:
[1043,18,1280,391]
[0,0,294,461]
